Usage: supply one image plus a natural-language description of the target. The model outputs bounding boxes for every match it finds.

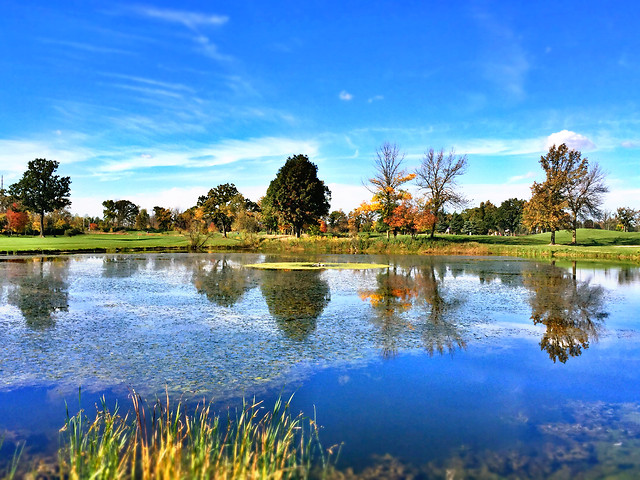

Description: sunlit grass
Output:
[52,390,333,480]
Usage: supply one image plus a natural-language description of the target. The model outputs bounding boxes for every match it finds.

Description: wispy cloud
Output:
[96,137,320,174]
[546,130,596,151]
[473,8,530,101]
[507,171,537,183]
[129,5,228,29]
[367,95,384,103]
[339,90,353,101]
[41,38,133,56]
[621,140,640,148]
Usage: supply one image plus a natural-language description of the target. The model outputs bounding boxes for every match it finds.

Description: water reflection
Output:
[259,269,330,341]
[6,259,70,329]
[523,263,608,363]
[102,256,142,278]
[359,262,465,358]
[414,263,466,356]
[192,256,255,307]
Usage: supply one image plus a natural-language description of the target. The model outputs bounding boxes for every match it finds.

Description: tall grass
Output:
[55,390,333,479]
[0,436,23,480]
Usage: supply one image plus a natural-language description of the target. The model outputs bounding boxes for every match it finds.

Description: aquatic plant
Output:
[55,390,333,479]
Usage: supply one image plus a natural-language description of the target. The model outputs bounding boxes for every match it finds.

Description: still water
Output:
[1,253,640,477]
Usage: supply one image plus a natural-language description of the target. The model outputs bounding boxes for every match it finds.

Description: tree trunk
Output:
[386,230,390,240]
[550,229,556,245]
[39,212,45,238]
[571,214,577,245]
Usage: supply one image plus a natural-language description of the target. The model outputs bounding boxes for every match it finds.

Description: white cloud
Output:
[326,183,370,212]
[452,138,544,156]
[507,171,537,183]
[96,137,320,174]
[339,90,353,101]
[546,130,596,151]
[130,6,228,29]
[602,188,640,211]
[621,140,640,148]
[460,183,532,208]
[367,95,384,103]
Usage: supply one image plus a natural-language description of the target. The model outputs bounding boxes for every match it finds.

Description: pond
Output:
[1,253,640,478]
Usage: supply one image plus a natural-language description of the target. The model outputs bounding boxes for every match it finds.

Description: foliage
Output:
[135,208,151,230]
[152,206,172,231]
[565,161,608,244]
[387,199,436,237]
[415,148,468,238]
[6,203,29,234]
[496,198,526,235]
[198,183,254,238]
[264,154,331,237]
[461,200,498,235]
[616,207,637,232]
[328,210,349,234]
[523,144,587,245]
[102,199,140,230]
[9,158,71,237]
[366,142,415,238]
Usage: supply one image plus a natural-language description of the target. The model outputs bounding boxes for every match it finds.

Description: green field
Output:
[1,229,639,262]
[0,231,245,254]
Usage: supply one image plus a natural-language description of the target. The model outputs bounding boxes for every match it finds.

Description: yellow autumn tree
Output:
[366,142,415,239]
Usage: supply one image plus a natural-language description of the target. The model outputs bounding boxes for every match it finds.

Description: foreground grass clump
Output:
[53,391,332,480]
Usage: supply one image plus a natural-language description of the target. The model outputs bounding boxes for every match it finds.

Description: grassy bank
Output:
[255,229,640,262]
[3,392,332,480]
[1,229,639,262]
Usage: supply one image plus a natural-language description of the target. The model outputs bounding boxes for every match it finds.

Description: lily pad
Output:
[245,262,388,270]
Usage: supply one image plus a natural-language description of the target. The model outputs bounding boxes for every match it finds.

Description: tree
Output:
[6,203,29,234]
[9,158,71,237]
[197,183,254,238]
[616,207,637,232]
[496,198,526,235]
[415,149,468,238]
[102,199,139,230]
[152,206,173,231]
[366,142,415,239]
[264,155,331,237]
[328,210,349,234]
[565,162,608,244]
[523,144,587,245]
[135,209,151,230]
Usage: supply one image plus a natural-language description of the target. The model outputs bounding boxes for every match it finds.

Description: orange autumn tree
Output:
[387,198,437,237]
[366,142,416,238]
[6,203,29,234]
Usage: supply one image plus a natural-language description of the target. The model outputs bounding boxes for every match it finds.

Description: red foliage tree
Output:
[6,203,29,234]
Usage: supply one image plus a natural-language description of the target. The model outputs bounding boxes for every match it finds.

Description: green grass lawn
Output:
[1,229,639,261]
[0,231,246,254]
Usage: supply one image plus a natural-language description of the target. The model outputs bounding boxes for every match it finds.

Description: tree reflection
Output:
[102,256,141,278]
[414,262,466,356]
[259,269,330,341]
[359,267,416,358]
[193,257,255,307]
[6,258,69,329]
[359,263,465,358]
[523,263,607,363]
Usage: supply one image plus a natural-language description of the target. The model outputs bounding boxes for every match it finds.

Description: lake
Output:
[1,253,640,478]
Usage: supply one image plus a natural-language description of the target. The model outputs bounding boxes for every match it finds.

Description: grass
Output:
[6,390,333,479]
[0,232,250,255]
[1,229,639,262]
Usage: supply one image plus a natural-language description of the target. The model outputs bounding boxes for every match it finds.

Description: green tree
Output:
[523,144,587,245]
[496,198,526,235]
[264,155,331,237]
[616,207,637,232]
[102,199,139,230]
[135,209,151,230]
[366,142,415,239]
[197,183,253,237]
[328,210,349,234]
[153,206,173,231]
[9,158,71,237]
[415,149,468,238]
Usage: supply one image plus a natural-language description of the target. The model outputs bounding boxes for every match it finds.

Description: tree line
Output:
[0,145,638,242]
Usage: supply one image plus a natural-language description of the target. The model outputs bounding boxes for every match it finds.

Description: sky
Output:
[1,0,639,217]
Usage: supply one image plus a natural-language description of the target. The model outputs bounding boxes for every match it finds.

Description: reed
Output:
[54,390,333,479]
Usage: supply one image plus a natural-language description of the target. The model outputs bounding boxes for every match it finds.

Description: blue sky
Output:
[1,1,639,216]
